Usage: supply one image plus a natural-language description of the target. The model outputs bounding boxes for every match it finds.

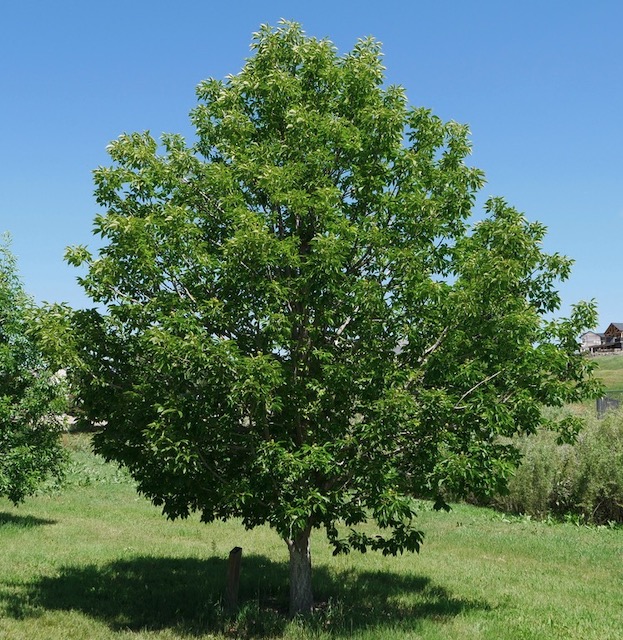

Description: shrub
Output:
[491,408,623,524]
[571,411,623,522]
[494,430,574,518]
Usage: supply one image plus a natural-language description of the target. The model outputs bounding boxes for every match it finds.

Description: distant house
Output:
[582,323,623,353]
[604,323,623,341]
[580,331,605,352]
[601,323,623,351]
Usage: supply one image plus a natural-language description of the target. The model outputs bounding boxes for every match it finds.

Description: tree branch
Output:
[333,306,360,344]
[454,370,505,410]
[416,325,450,366]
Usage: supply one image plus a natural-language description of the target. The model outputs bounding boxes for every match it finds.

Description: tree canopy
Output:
[65,21,600,615]
[0,237,66,504]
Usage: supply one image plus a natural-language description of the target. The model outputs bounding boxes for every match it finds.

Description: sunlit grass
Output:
[0,434,621,639]
[593,353,623,394]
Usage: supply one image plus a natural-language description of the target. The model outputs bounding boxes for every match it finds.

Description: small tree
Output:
[0,236,66,504]
[66,22,600,615]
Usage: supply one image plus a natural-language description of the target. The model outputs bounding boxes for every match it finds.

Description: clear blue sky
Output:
[2,1,620,328]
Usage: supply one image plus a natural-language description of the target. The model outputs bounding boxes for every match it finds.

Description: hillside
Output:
[593,354,623,395]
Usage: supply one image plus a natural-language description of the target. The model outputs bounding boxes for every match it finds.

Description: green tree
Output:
[0,236,66,504]
[66,22,600,615]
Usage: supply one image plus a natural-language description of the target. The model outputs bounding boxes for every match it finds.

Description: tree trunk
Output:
[286,527,313,617]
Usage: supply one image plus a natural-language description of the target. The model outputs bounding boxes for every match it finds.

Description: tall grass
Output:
[490,354,623,523]
[0,433,621,638]
[493,407,623,524]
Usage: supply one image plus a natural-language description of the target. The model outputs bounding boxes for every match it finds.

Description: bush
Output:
[493,430,574,518]
[491,408,623,524]
[572,411,623,522]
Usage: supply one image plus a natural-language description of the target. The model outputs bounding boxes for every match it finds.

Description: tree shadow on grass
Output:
[4,555,488,637]
[0,512,56,528]
[320,568,488,629]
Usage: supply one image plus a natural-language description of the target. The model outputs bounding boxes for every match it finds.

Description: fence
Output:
[596,395,621,418]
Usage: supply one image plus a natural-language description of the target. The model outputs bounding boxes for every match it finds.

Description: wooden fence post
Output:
[225,546,242,613]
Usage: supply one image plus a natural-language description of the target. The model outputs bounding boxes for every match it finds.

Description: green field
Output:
[594,354,623,395]
[0,434,621,639]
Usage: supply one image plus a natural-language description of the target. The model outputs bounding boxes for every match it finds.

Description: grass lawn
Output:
[594,353,623,395]
[0,434,622,639]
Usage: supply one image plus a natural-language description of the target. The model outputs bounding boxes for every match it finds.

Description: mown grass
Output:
[593,353,623,394]
[0,434,621,639]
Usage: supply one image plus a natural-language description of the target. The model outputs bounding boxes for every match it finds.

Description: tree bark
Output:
[286,527,313,617]
[225,546,242,614]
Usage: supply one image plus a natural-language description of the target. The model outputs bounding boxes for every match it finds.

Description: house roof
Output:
[605,323,623,332]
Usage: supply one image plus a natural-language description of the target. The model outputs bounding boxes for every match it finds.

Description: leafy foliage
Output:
[0,236,66,504]
[64,21,600,612]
